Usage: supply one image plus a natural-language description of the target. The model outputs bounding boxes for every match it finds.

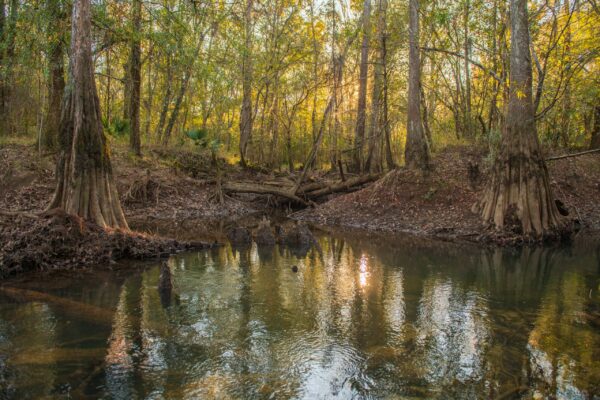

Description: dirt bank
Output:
[294,146,600,244]
[1,141,598,269]
[0,208,213,278]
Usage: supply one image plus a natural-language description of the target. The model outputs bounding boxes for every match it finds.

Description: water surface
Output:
[1,233,599,399]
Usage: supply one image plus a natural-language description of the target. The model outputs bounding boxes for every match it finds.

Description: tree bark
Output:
[404,0,429,170]
[474,0,564,239]
[127,0,142,156]
[365,0,386,173]
[0,0,17,135]
[239,0,254,167]
[161,71,190,146]
[559,0,572,148]
[463,0,472,139]
[590,104,600,149]
[353,0,371,172]
[0,1,4,133]
[155,55,172,142]
[48,0,128,230]
[42,0,66,150]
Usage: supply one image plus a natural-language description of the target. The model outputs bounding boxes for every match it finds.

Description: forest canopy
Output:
[1,0,598,168]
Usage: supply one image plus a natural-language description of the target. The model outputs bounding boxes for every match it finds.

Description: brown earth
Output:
[294,146,600,244]
[1,141,599,278]
[0,142,254,278]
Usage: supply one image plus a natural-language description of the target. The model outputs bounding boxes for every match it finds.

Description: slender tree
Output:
[475,0,564,238]
[239,0,254,167]
[463,0,472,138]
[0,0,17,135]
[0,0,6,135]
[127,0,142,156]
[42,0,66,150]
[404,0,429,170]
[48,0,129,229]
[365,0,386,172]
[353,0,371,172]
[590,103,600,149]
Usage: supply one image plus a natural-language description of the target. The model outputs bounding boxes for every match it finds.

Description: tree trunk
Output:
[48,0,128,230]
[365,0,386,173]
[239,0,254,167]
[404,0,429,170]
[0,0,5,135]
[42,0,65,150]
[353,0,371,172]
[381,0,394,170]
[590,104,600,149]
[559,0,572,148]
[463,0,472,139]
[0,0,17,135]
[155,56,172,142]
[162,71,190,146]
[127,0,142,156]
[474,0,564,239]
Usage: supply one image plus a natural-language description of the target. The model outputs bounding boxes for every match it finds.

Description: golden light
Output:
[359,254,369,288]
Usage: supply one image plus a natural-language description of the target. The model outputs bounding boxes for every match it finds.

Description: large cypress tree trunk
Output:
[127,0,142,156]
[48,0,128,230]
[475,0,564,239]
[404,0,429,170]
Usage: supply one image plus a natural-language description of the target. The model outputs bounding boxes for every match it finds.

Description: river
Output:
[1,232,599,399]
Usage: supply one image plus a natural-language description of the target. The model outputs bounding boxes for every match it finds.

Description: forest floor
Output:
[1,140,599,277]
[295,146,600,244]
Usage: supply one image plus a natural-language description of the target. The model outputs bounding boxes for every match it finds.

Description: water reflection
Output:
[0,235,599,399]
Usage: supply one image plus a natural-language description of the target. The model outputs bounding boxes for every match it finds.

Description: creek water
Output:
[1,233,599,399]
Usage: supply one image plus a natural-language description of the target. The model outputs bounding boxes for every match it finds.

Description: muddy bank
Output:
[1,142,599,259]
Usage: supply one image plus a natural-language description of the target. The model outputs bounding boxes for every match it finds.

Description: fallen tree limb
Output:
[545,148,600,161]
[224,174,381,205]
[301,174,381,198]
[223,182,309,206]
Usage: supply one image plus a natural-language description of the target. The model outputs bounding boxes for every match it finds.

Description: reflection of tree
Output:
[526,249,600,398]
[477,247,556,303]
[3,235,599,398]
[105,274,143,400]
[0,302,57,398]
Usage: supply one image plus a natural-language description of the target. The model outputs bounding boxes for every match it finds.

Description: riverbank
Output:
[294,146,600,244]
[1,140,599,276]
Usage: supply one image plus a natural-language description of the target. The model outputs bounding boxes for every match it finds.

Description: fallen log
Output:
[224,174,381,205]
[302,174,381,198]
[222,182,309,206]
